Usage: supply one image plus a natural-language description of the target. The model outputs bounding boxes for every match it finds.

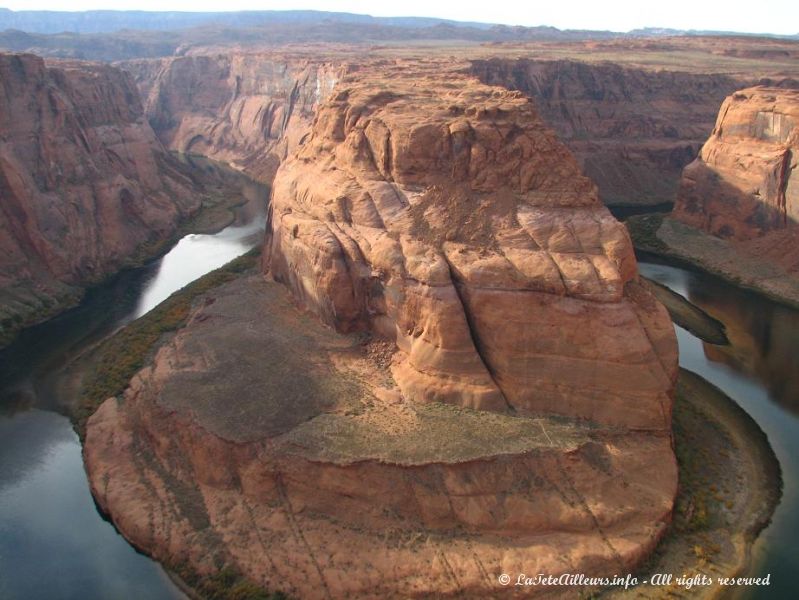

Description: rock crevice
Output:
[84,58,679,599]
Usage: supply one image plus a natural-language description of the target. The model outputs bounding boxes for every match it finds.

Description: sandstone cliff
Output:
[84,60,679,598]
[120,50,798,215]
[265,61,678,429]
[121,54,343,182]
[673,86,799,240]
[470,58,747,207]
[0,53,204,347]
[660,86,799,296]
[623,88,799,308]
[85,273,678,599]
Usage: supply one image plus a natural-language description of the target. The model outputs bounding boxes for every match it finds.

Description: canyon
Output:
[123,54,343,182]
[629,85,799,306]
[83,58,679,598]
[112,39,799,215]
[0,53,219,347]
[1,21,798,600]
[470,58,748,207]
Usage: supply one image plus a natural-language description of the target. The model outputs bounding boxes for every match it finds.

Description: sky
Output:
[1,0,797,36]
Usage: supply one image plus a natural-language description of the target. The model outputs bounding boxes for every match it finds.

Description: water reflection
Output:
[640,258,799,599]
[3,192,792,597]
[641,259,799,415]
[0,411,184,600]
[134,178,267,318]
[134,219,263,318]
[697,296,799,416]
[0,266,155,412]
[0,171,267,600]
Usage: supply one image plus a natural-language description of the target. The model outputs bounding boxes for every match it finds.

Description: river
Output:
[0,210,796,598]
[639,257,799,599]
[0,191,266,600]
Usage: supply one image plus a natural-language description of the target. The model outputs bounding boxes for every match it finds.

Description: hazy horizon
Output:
[0,1,797,36]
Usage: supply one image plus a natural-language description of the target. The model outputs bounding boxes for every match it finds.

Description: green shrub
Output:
[171,563,287,600]
[74,249,260,437]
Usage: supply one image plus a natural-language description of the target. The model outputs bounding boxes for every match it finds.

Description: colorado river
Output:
[0,190,266,600]
[0,199,796,598]
[639,257,799,599]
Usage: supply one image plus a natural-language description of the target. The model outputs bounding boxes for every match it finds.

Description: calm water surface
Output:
[639,258,799,600]
[0,193,266,600]
[1,203,796,599]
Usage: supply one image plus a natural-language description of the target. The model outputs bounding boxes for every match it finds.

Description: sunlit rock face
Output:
[122,53,344,182]
[84,58,679,600]
[674,86,799,240]
[0,52,200,345]
[265,60,677,430]
[673,87,799,278]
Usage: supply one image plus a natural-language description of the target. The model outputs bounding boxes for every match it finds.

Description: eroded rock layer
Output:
[673,87,799,241]
[0,53,201,344]
[470,58,747,207]
[85,274,677,599]
[265,61,677,430]
[121,54,344,181]
[85,61,679,598]
[122,50,797,212]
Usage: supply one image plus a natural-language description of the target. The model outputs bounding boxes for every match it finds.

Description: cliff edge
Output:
[0,53,202,346]
[629,87,799,307]
[84,60,679,598]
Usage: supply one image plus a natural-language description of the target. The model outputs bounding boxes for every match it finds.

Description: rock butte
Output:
[673,86,799,273]
[85,60,679,598]
[0,53,201,345]
[266,62,677,429]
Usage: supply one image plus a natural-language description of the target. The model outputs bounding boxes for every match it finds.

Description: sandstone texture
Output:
[629,213,799,309]
[471,58,747,207]
[121,54,344,182]
[120,44,799,214]
[84,60,679,598]
[85,275,677,599]
[640,87,799,304]
[673,87,799,241]
[265,62,677,429]
[626,87,799,307]
[0,53,201,346]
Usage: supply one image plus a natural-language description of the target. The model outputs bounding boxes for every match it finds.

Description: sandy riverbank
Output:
[627,214,799,310]
[609,368,781,599]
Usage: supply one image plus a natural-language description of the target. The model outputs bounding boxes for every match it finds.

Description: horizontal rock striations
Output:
[659,86,799,295]
[673,86,799,241]
[265,62,677,429]
[470,58,747,207]
[86,273,678,599]
[85,60,679,598]
[121,54,344,182]
[121,47,799,211]
[0,53,202,346]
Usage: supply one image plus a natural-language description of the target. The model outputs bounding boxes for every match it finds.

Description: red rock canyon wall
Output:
[0,53,201,345]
